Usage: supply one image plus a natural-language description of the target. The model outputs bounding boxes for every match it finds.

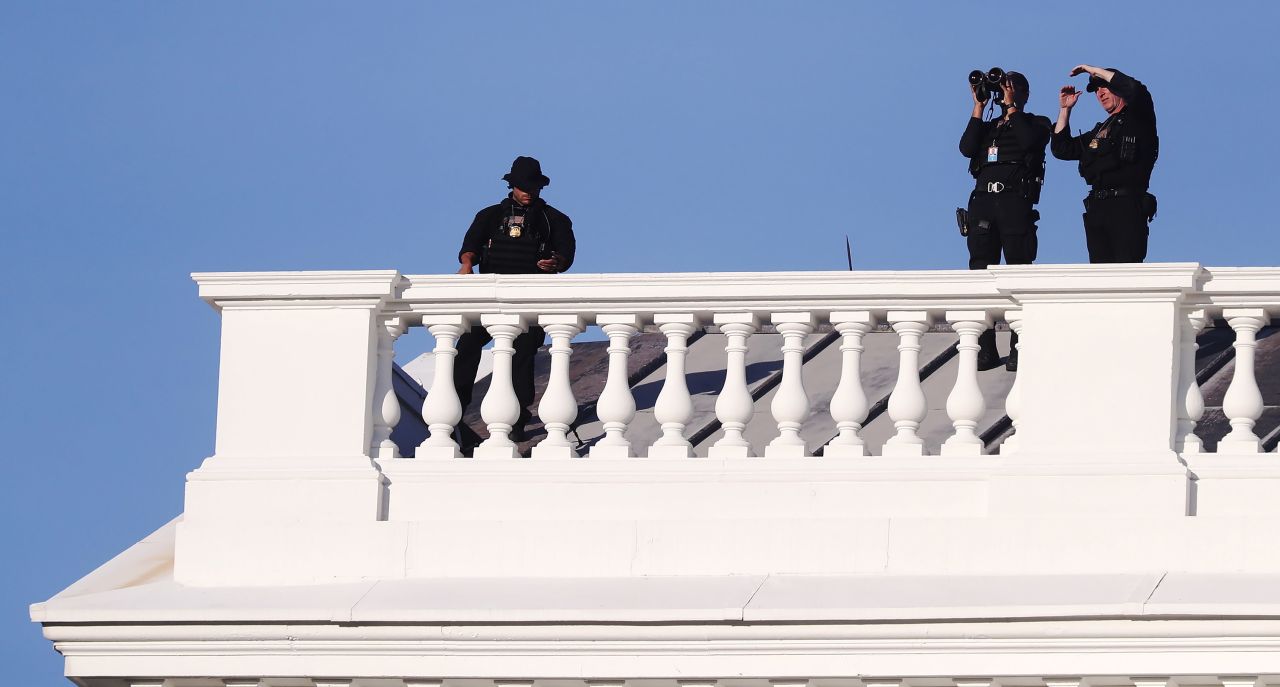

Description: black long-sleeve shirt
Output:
[1051,70,1158,190]
[960,110,1052,186]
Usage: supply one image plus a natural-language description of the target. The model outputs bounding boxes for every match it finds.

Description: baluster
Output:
[416,315,470,459]
[942,311,992,456]
[591,315,640,458]
[765,312,815,457]
[883,311,932,456]
[824,311,873,458]
[1175,309,1208,454]
[1000,310,1024,455]
[648,313,698,458]
[709,313,760,458]
[371,316,407,459]
[473,313,528,459]
[1220,308,1269,454]
[531,314,585,459]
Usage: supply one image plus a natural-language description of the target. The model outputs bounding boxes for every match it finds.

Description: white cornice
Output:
[191,270,407,310]
[41,618,1280,681]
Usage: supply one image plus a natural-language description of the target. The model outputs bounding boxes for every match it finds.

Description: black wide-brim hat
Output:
[1086,67,1120,93]
[502,156,551,190]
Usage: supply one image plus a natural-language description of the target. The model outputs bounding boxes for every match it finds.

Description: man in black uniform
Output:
[1051,64,1158,263]
[959,70,1051,370]
[454,156,576,447]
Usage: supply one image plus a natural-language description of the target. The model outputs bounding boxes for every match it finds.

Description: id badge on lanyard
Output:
[987,145,999,162]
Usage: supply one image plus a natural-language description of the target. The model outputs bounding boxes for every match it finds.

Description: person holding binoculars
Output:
[1051,65,1159,264]
[958,68,1052,371]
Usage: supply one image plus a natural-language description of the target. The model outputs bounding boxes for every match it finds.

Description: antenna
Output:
[845,235,853,271]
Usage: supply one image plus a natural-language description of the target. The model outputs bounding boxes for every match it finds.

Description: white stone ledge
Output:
[35,571,1280,625]
[192,269,406,304]
[377,457,1001,483]
[43,618,1280,681]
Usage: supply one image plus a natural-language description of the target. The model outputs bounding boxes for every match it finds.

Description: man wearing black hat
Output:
[1051,64,1159,263]
[959,70,1051,371]
[453,156,576,447]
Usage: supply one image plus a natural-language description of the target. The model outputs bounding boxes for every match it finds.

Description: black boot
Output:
[510,409,532,443]
[976,328,1002,371]
[455,423,483,457]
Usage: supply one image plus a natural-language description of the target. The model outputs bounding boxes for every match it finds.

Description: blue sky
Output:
[3,1,1278,682]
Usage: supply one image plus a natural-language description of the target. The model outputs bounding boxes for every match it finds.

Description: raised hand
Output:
[1000,78,1016,106]
[1059,85,1081,109]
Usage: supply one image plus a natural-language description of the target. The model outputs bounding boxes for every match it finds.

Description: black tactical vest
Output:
[481,207,546,274]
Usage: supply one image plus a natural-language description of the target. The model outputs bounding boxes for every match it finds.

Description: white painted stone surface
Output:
[32,265,1280,685]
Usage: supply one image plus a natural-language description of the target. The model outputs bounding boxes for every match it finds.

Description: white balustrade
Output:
[1000,310,1024,455]
[474,313,528,459]
[1220,308,1269,454]
[382,268,1280,464]
[416,315,469,459]
[370,316,406,459]
[766,312,815,457]
[709,312,760,458]
[1175,309,1208,454]
[591,314,640,459]
[824,311,873,458]
[531,314,585,459]
[883,311,931,457]
[649,313,698,458]
[942,310,992,457]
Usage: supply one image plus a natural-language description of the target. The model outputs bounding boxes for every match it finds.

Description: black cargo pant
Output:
[966,189,1036,354]
[452,325,545,428]
[962,190,1034,355]
[966,189,1038,269]
[1083,193,1150,263]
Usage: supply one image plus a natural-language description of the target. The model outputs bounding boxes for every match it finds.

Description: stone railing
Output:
[397,270,1012,461]
[382,266,1280,460]
[175,265,1280,585]
[188,265,1280,466]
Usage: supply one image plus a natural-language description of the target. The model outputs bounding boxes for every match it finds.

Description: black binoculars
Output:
[969,67,1007,103]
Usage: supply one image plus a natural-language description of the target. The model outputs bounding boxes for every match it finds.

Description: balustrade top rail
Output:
[382,265,1280,319]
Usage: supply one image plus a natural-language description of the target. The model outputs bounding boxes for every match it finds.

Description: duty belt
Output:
[1087,187,1141,200]
[978,181,1014,193]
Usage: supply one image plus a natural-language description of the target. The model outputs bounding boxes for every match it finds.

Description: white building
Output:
[31,265,1280,687]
